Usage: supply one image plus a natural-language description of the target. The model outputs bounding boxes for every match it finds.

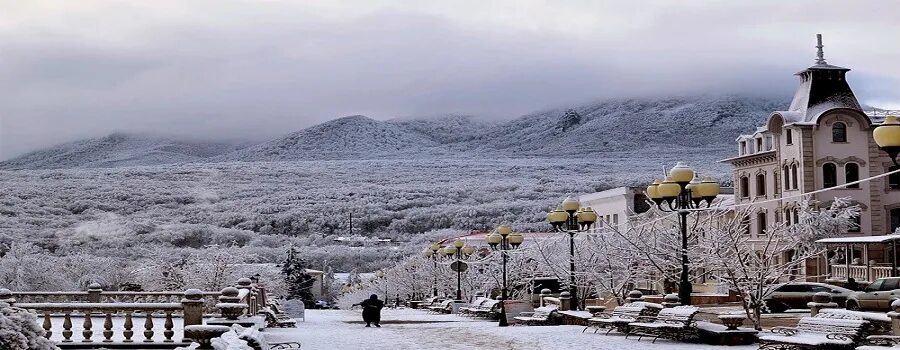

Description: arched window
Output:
[742,215,751,235]
[833,122,847,142]
[740,176,749,198]
[756,173,767,196]
[823,163,837,188]
[783,165,790,189]
[784,208,793,226]
[845,163,860,188]
[790,164,799,190]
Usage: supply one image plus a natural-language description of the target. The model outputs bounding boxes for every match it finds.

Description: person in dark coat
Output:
[355,294,384,327]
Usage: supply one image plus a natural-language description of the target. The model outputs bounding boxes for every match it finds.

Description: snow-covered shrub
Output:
[0,302,59,350]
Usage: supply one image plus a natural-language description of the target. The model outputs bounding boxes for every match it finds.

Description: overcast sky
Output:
[1,1,899,160]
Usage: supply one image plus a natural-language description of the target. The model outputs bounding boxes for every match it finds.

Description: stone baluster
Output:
[43,311,52,339]
[625,290,644,303]
[807,292,837,316]
[103,312,114,342]
[123,311,134,342]
[82,311,93,342]
[164,311,174,342]
[62,312,73,342]
[87,283,102,303]
[250,294,258,315]
[559,291,572,311]
[143,312,155,343]
[182,289,205,327]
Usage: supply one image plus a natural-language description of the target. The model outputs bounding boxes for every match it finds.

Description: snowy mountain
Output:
[464,95,788,155]
[220,115,448,161]
[2,95,790,169]
[0,133,248,170]
[221,94,787,161]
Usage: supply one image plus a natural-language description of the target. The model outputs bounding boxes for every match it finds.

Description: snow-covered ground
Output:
[263,309,757,350]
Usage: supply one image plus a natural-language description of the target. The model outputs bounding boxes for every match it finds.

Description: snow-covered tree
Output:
[0,303,59,350]
[281,247,315,304]
[699,197,860,329]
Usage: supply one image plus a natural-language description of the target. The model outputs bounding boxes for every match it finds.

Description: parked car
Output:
[764,282,852,313]
[846,277,900,311]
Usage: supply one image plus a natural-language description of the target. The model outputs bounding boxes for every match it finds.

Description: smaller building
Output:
[578,187,650,229]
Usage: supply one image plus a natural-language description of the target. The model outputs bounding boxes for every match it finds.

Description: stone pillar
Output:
[889,300,900,335]
[539,289,551,307]
[662,293,680,308]
[559,291,572,311]
[0,288,15,306]
[87,283,103,303]
[625,290,644,303]
[807,292,837,316]
[181,289,205,327]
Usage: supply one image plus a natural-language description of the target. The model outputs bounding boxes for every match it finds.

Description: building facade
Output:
[578,187,651,229]
[722,36,899,281]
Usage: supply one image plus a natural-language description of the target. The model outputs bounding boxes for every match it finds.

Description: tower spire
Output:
[815,33,827,65]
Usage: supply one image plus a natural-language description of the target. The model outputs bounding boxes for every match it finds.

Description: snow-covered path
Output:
[264,309,757,350]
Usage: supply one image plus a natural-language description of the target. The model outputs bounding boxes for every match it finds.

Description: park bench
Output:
[513,305,559,325]
[419,297,443,309]
[758,313,869,350]
[583,301,663,334]
[471,299,502,319]
[234,325,302,349]
[625,305,700,343]
[262,307,298,328]
[428,300,454,314]
[858,335,900,349]
[461,297,490,316]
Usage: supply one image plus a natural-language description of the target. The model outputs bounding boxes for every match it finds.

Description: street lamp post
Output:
[875,115,900,166]
[546,198,597,311]
[486,225,524,327]
[442,239,475,301]
[645,162,720,305]
[874,115,900,276]
[423,243,442,297]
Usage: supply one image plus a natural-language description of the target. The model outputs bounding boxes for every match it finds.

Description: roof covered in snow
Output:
[817,234,900,244]
[772,35,864,126]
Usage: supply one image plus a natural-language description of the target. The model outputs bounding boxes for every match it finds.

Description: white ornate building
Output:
[722,35,899,282]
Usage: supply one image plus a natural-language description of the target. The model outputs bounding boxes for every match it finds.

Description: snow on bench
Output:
[758,312,869,350]
[427,300,453,314]
[460,297,490,316]
[583,301,663,334]
[625,305,700,343]
[513,305,558,326]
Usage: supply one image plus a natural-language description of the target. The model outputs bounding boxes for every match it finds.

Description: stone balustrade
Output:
[18,302,187,344]
[12,289,222,314]
[1,276,269,349]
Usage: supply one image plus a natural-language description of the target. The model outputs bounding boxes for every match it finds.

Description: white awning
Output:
[817,235,900,244]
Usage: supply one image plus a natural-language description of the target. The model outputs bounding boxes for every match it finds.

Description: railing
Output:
[18,302,186,344]
[830,264,900,282]
[1,277,270,349]
[12,288,221,314]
